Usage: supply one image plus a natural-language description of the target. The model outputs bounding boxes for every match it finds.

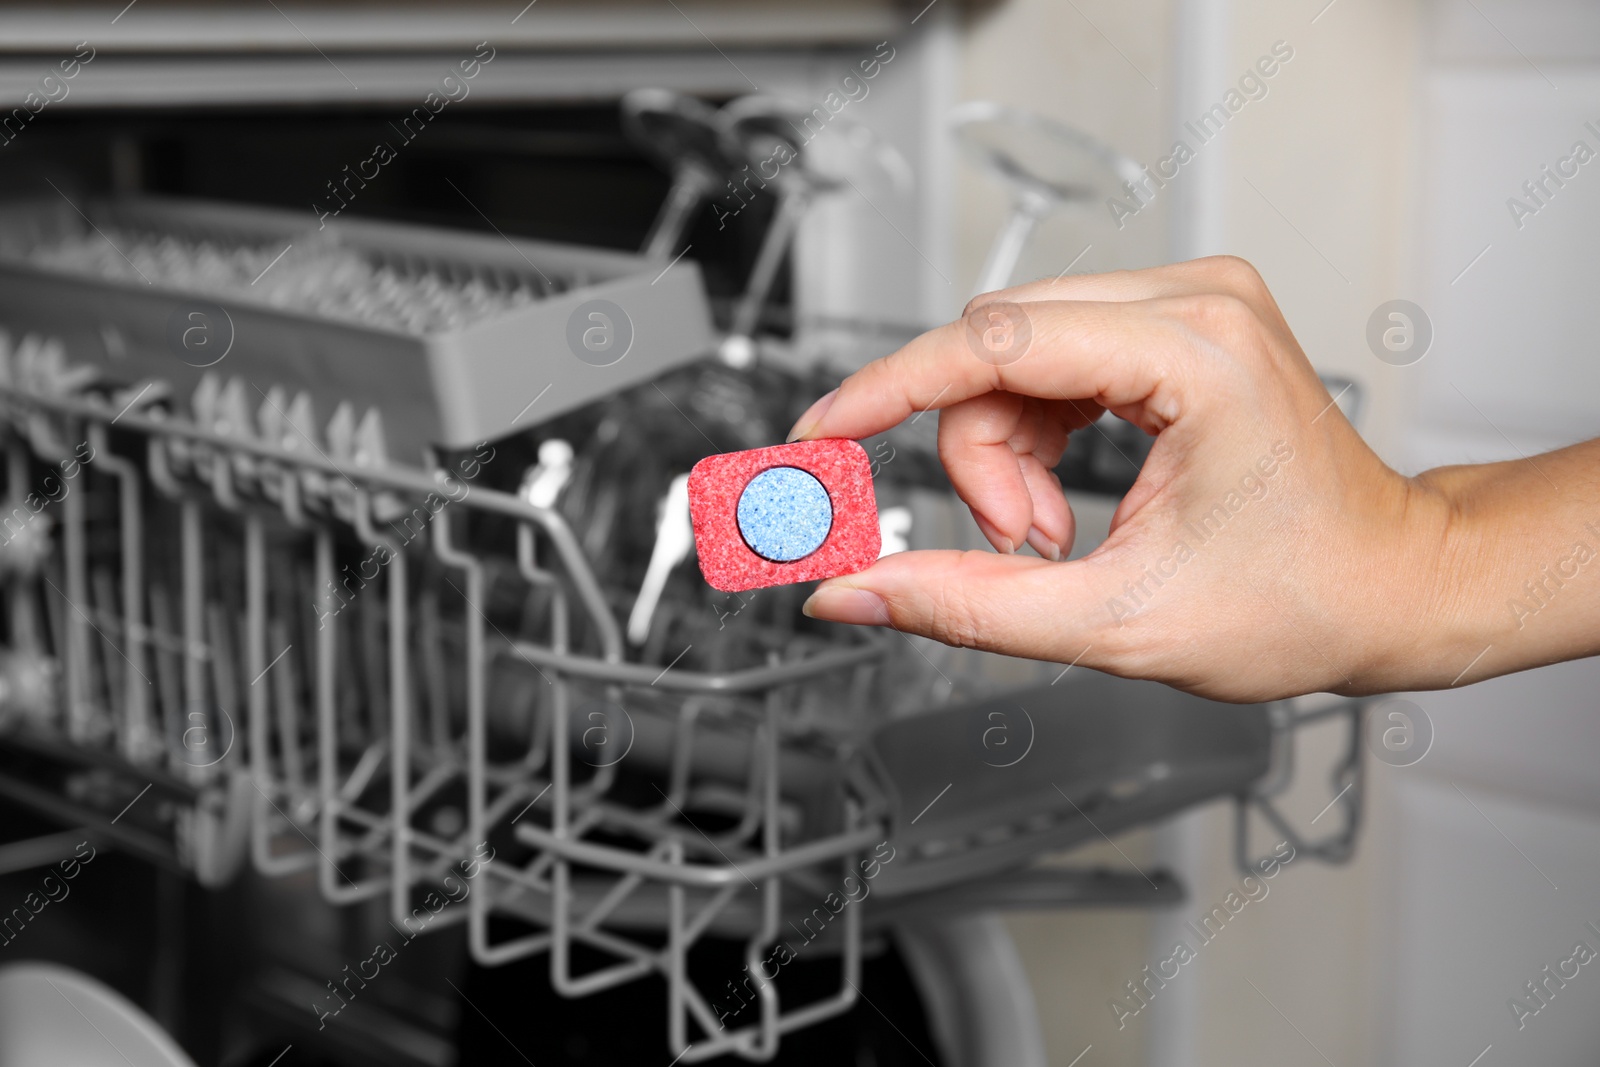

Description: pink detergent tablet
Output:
[688,439,881,593]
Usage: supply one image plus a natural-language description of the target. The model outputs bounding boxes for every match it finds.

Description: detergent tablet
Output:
[688,439,880,593]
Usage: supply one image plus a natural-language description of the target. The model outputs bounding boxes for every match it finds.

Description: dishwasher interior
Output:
[0,56,1370,1067]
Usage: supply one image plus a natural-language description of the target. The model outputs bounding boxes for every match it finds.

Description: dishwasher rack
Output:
[0,196,717,460]
[0,330,895,1063]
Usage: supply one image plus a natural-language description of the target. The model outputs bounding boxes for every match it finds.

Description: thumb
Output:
[800,549,1111,662]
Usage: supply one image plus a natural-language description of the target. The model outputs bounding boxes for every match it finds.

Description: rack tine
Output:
[206,600,239,771]
[90,567,122,717]
[147,583,182,763]
[179,498,207,773]
[62,453,93,742]
[418,580,451,758]
[269,616,307,803]
[88,422,153,764]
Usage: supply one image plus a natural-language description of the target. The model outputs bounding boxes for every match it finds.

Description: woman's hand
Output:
[790,256,1470,702]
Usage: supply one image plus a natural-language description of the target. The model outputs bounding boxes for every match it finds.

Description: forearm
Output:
[1392,438,1600,689]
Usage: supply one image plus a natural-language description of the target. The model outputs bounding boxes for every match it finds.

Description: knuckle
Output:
[929,613,983,650]
[1203,254,1269,297]
[961,292,1003,320]
[880,346,923,405]
[928,609,984,650]
[1174,291,1261,340]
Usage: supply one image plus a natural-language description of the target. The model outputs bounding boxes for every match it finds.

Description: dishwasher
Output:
[0,17,1368,1067]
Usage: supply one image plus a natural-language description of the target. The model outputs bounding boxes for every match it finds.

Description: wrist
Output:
[1361,464,1518,691]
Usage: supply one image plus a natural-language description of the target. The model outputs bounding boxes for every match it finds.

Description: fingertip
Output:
[801,581,889,626]
[1026,525,1062,562]
[1018,457,1075,559]
[970,509,1016,555]
[786,387,838,443]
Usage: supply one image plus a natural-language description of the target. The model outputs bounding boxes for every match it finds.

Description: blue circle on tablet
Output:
[737,467,833,562]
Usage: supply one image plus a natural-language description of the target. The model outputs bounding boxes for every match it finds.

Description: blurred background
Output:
[0,2,1596,1065]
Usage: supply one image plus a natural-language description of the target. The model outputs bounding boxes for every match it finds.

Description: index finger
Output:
[987,254,1274,313]
[789,297,1191,443]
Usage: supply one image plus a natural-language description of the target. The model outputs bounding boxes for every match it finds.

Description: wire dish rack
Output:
[0,326,903,1063]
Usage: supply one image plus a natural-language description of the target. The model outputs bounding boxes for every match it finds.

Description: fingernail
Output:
[1027,526,1061,562]
[972,512,1015,555]
[802,585,888,626]
[787,388,838,442]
